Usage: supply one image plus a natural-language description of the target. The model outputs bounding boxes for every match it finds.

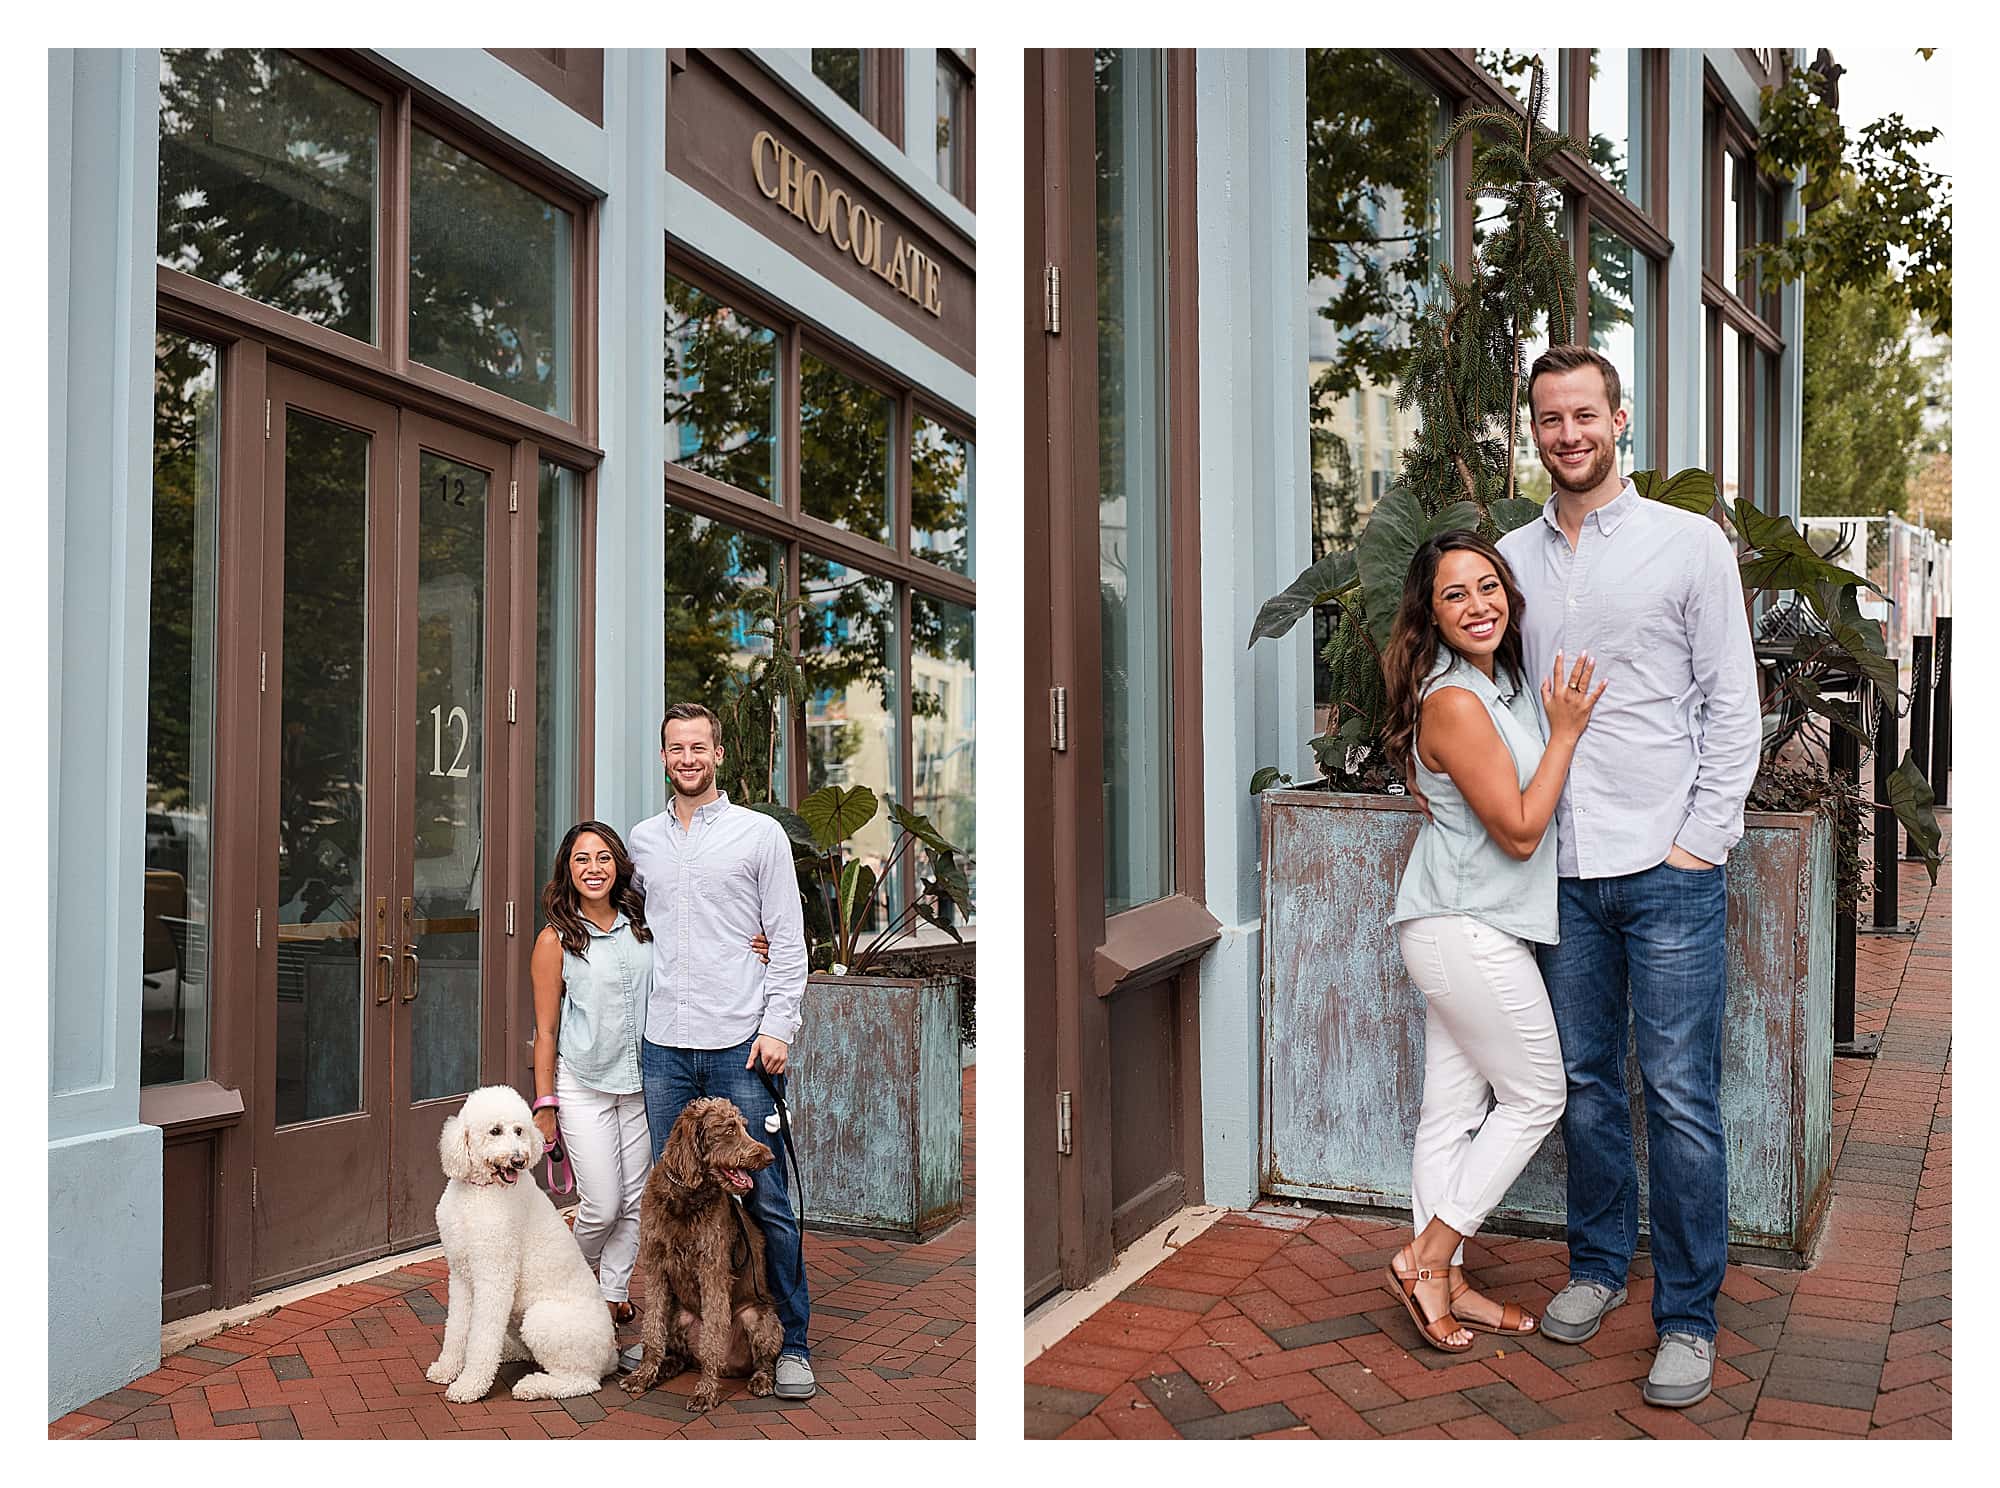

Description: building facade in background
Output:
[50,45,974,1420]
[1025,46,1800,1304]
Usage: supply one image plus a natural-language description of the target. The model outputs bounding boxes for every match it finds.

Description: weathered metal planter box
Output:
[1260,790,1833,1260]
[789,972,963,1241]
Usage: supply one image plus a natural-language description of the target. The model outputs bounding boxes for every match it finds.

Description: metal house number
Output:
[429,704,472,778]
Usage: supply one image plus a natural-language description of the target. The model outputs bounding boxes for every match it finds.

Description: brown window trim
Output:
[487,48,605,128]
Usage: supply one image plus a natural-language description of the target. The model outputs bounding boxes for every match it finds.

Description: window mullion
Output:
[386,86,412,374]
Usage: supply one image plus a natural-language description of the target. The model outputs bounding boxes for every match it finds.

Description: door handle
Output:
[373,897,393,1005]
[400,895,420,1003]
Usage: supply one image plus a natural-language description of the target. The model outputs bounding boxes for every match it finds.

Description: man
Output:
[1496,345,1760,1410]
[628,701,815,1400]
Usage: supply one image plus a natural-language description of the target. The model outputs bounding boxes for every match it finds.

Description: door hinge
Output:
[507,686,517,723]
[509,479,519,513]
[264,399,271,440]
[254,907,262,948]
[505,901,516,936]
[251,1166,259,1208]
[259,650,267,694]
[1057,1090,1073,1155]
[1044,264,1062,334]
[1050,686,1069,752]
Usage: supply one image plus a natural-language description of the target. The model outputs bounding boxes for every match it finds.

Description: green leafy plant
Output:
[752,788,972,975]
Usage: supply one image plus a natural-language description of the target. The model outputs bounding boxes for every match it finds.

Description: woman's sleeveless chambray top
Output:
[1390,650,1560,945]
[556,911,649,1094]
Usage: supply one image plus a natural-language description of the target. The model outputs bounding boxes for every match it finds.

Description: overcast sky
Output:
[1826,47,1951,178]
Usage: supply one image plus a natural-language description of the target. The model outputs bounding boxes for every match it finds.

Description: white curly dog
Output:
[427,1084,618,1402]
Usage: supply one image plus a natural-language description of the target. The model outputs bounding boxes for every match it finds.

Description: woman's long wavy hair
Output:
[542,820,653,958]
[1381,531,1529,786]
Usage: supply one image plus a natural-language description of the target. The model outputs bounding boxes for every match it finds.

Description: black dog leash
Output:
[757,1067,806,1224]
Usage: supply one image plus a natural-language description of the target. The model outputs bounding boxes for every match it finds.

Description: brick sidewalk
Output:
[1029,824,1951,1441]
[53,1066,975,1441]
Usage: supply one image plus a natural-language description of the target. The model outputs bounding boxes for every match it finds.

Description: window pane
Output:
[1478,47,1564,121]
[812,50,863,112]
[1721,322,1742,507]
[801,556,900,918]
[663,506,788,805]
[1587,48,1645,203]
[912,595,975,927]
[1722,150,1744,297]
[1588,224,1652,473]
[409,129,572,417]
[1096,48,1174,915]
[800,353,894,542]
[912,416,974,576]
[158,49,377,342]
[535,463,583,921]
[143,333,222,1087]
[1503,200,1571,505]
[665,273,781,501]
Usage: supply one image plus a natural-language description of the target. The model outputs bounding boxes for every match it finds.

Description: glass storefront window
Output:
[535,464,582,914]
[912,416,974,576]
[1721,150,1744,296]
[1586,49,1645,204]
[936,52,968,201]
[1588,224,1652,473]
[1720,322,1742,507]
[143,333,222,1087]
[1304,50,1448,554]
[663,508,788,805]
[665,274,782,501]
[800,353,894,543]
[1095,47,1174,916]
[157,48,377,343]
[912,595,976,926]
[812,50,864,112]
[801,556,900,915]
[409,128,572,417]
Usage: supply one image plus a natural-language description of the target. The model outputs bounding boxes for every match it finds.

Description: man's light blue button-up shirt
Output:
[1496,479,1761,880]
[628,792,809,1050]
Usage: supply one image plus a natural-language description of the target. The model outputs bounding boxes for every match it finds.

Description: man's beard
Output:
[1542,438,1615,494]
[670,764,716,798]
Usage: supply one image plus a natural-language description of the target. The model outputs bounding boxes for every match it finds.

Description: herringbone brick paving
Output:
[1029,816,1951,1441]
[52,1066,976,1441]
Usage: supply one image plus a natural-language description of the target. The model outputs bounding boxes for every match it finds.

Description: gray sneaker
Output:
[1540,1279,1628,1343]
[774,1352,817,1400]
[1643,1332,1715,1409]
[618,1343,646,1373]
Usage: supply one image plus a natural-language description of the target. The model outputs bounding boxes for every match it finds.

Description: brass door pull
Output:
[400,895,419,1003]
[373,897,393,1005]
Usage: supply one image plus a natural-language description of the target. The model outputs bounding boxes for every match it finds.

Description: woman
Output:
[530,822,769,1328]
[1378,531,1604,1352]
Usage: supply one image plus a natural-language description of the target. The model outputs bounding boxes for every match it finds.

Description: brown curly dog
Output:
[619,1096,785,1412]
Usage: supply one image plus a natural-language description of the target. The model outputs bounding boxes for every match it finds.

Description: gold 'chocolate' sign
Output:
[752,130,943,317]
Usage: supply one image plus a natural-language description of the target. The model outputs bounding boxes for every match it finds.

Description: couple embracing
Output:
[1380,346,1759,1411]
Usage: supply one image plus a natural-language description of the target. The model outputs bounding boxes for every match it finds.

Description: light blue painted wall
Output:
[48,46,166,1421]
[1193,49,1312,1209]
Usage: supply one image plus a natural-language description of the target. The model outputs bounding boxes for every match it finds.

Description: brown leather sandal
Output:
[1450,1276,1538,1336]
[608,1300,636,1326]
[1384,1253,1474,1353]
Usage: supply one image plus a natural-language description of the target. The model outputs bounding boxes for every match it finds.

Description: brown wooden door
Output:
[252,372,517,1286]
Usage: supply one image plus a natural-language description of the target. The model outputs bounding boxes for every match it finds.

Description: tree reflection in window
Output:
[912,416,973,575]
[812,50,863,113]
[1588,224,1646,472]
[665,274,781,501]
[800,354,894,543]
[664,509,785,804]
[912,595,975,924]
[801,555,899,915]
[157,48,377,343]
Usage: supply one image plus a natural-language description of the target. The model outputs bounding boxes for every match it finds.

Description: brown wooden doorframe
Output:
[253,366,402,1290]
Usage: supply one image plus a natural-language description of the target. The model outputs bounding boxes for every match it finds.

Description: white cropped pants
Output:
[1396,914,1567,1261]
[554,1058,653,1303]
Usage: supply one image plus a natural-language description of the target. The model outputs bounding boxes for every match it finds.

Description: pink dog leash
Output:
[533,1094,574,1195]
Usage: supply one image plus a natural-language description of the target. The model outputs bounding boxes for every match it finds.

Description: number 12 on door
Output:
[429,704,472,779]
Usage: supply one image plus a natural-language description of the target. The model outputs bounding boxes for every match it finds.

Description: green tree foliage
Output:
[665,275,780,497]
[1799,271,1925,519]
[1747,51,1951,336]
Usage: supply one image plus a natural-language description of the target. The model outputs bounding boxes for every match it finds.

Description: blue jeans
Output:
[640,1037,811,1357]
[1538,864,1729,1343]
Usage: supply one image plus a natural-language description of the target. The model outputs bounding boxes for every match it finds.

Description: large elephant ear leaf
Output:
[1246,548,1359,646]
[887,801,957,854]
[747,801,818,854]
[799,784,879,850]
[1734,500,1885,599]
[927,851,974,917]
[1886,752,1943,882]
[837,860,878,936]
[1490,497,1545,535]
[1355,490,1483,652]
[1631,467,1722,516]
